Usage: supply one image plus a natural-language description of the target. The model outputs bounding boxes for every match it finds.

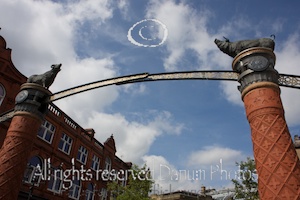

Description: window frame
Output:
[58,133,73,155]
[47,167,63,194]
[37,120,56,144]
[85,183,94,200]
[0,83,5,106]
[23,156,43,186]
[68,179,82,200]
[104,157,111,172]
[77,145,88,165]
[100,188,107,200]
[91,154,100,171]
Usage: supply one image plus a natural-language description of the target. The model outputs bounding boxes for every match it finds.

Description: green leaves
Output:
[231,157,259,200]
[108,164,154,200]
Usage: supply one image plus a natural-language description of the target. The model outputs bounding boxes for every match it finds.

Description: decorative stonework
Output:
[0,83,51,199]
[230,46,300,199]
[243,82,300,199]
[0,115,41,200]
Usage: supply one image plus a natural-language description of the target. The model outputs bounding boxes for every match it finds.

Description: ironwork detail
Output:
[49,73,149,102]
[278,74,300,89]
[0,109,14,123]
[114,71,239,85]
[1,71,300,123]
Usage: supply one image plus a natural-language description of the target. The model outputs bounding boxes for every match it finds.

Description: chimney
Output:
[294,135,300,148]
[85,128,95,138]
[201,185,206,195]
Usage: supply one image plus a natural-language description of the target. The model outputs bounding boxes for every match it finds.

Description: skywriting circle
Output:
[127,19,168,48]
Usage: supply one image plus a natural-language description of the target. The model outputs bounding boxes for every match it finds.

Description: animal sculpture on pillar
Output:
[27,63,61,89]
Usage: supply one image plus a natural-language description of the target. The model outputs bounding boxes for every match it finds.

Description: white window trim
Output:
[37,120,55,144]
[85,184,94,200]
[0,83,6,106]
[105,157,111,171]
[47,168,63,194]
[77,146,88,165]
[24,164,42,186]
[68,180,82,200]
[91,155,100,171]
[100,188,107,200]
[58,133,73,155]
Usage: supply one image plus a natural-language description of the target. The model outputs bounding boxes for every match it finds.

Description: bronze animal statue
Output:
[27,64,61,89]
[214,37,275,57]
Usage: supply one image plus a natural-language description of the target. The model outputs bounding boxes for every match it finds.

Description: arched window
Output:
[105,157,111,172]
[47,166,63,194]
[23,156,43,186]
[85,183,94,200]
[69,179,82,199]
[0,84,6,106]
[99,188,107,200]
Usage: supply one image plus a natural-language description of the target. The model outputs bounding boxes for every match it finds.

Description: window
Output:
[100,188,107,200]
[0,84,5,106]
[91,155,100,171]
[47,167,63,194]
[23,156,43,186]
[69,179,81,199]
[38,120,55,143]
[77,146,88,164]
[105,157,111,171]
[85,183,94,200]
[58,133,73,154]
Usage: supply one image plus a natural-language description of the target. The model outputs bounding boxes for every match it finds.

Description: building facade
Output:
[294,135,300,159]
[0,35,131,200]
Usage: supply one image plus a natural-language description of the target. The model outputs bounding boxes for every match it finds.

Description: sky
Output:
[1,0,300,193]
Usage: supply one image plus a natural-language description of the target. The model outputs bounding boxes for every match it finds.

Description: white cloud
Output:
[275,33,300,126]
[0,1,187,166]
[121,83,147,95]
[187,145,245,167]
[143,155,203,193]
[146,0,226,71]
[117,0,130,20]
[219,33,300,127]
[271,18,285,34]
[0,0,74,73]
[142,145,246,192]
[87,110,184,164]
[0,0,114,76]
[219,81,243,107]
[0,0,123,120]
[66,0,113,23]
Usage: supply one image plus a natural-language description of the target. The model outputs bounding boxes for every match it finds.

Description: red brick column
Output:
[242,82,300,199]
[233,48,300,199]
[0,83,51,200]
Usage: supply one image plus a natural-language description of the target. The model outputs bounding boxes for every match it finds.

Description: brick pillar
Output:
[0,83,51,200]
[233,48,300,199]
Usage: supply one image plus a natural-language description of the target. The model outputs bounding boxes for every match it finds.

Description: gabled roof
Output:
[0,35,27,83]
[104,134,116,153]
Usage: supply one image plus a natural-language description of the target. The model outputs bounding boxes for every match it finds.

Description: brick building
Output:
[294,135,300,159]
[0,35,131,199]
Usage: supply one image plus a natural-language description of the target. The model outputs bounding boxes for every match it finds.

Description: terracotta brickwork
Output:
[0,115,42,200]
[0,35,131,200]
[243,83,300,199]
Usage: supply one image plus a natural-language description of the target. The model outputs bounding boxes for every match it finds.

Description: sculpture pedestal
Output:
[243,82,300,199]
[0,83,50,200]
[233,48,300,199]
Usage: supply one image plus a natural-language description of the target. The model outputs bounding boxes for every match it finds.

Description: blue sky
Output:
[1,0,300,192]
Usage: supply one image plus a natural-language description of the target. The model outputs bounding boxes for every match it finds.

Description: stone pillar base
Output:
[233,48,300,199]
[0,83,51,200]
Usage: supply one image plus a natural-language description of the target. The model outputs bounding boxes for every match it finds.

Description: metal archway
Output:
[0,70,299,123]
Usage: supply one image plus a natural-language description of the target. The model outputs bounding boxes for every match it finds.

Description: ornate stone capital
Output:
[232,47,279,93]
[14,83,52,121]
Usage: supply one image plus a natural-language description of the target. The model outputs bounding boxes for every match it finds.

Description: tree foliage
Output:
[231,157,259,200]
[108,164,154,200]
